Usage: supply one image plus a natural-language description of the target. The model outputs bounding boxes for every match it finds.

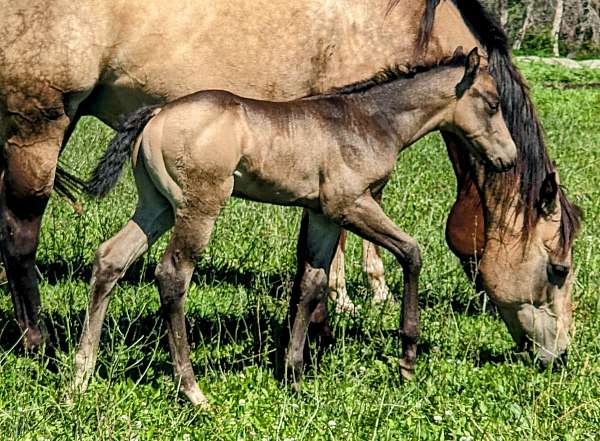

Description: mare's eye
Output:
[486,100,500,113]
[547,263,570,286]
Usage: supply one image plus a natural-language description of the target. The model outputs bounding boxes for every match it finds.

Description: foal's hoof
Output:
[399,358,415,381]
[182,385,210,409]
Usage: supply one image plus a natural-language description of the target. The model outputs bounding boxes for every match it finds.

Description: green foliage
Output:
[0,61,599,440]
[516,60,600,85]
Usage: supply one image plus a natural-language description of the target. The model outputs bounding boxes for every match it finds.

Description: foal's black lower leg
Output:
[341,193,421,378]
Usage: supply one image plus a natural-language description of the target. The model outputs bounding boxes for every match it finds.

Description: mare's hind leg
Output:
[341,193,421,379]
[0,92,69,348]
[156,177,233,406]
[73,161,174,393]
[328,231,355,313]
[286,210,341,388]
[362,192,392,305]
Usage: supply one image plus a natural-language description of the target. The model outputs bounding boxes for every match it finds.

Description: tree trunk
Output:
[499,0,509,28]
[552,0,565,56]
[514,0,536,50]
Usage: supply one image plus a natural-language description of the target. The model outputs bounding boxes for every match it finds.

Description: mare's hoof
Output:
[371,289,395,306]
[399,358,415,380]
[334,299,357,314]
[182,385,210,409]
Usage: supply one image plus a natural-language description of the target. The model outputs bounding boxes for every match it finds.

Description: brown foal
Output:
[73,49,516,406]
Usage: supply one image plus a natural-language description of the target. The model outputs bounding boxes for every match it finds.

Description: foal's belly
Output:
[231,167,321,210]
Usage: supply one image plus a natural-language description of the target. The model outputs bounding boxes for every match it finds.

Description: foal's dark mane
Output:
[389,0,582,252]
[318,53,467,97]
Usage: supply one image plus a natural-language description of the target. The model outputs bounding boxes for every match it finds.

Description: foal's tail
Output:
[59,105,161,199]
[84,105,160,197]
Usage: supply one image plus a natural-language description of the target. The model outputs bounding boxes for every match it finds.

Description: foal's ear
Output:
[456,47,481,98]
[539,172,559,217]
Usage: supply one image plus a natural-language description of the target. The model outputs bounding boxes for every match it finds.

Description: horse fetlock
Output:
[22,325,44,350]
[72,351,97,395]
[176,375,208,407]
[333,293,357,314]
[285,353,304,390]
[398,357,416,380]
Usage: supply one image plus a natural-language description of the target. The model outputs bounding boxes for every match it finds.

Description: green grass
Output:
[1,61,599,440]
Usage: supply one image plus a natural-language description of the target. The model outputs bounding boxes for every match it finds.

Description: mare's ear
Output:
[453,46,465,58]
[455,47,480,98]
[539,172,559,217]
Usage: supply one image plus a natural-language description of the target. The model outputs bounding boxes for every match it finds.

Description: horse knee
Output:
[92,242,127,286]
[299,265,328,305]
[402,239,422,275]
[155,257,192,310]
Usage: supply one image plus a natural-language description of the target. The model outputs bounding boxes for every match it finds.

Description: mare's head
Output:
[444,48,517,173]
[478,166,581,367]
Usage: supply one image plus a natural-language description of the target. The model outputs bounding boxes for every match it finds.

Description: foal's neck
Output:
[360,67,460,150]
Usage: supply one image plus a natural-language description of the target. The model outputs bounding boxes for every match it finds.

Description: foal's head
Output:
[443,48,517,173]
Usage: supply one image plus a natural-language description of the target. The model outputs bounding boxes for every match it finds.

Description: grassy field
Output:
[0,61,599,440]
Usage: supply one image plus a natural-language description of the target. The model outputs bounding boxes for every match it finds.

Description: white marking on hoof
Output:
[183,385,210,408]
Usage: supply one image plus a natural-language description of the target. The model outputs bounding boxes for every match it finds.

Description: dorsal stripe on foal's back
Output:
[313,53,468,98]
[403,0,582,252]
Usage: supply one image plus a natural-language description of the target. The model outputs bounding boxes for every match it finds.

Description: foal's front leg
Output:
[327,193,392,313]
[342,193,421,379]
[286,210,341,388]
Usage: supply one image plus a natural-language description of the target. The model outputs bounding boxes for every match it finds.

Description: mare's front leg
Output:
[74,161,174,393]
[341,193,421,379]
[155,177,233,407]
[0,92,69,349]
[287,210,341,388]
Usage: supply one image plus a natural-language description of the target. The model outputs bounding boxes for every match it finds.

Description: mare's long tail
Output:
[55,105,160,199]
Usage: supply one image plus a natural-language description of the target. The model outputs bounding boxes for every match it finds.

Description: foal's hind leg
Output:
[342,193,421,379]
[156,177,233,406]
[74,162,174,393]
[287,210,341,388]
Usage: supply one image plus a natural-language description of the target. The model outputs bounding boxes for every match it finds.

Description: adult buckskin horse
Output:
[0,0,580,365]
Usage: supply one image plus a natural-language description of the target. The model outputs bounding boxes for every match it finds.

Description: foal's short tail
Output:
[83,105,160,198]
[82,105,160,198]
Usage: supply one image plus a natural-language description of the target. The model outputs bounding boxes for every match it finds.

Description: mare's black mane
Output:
[389,0,582,251]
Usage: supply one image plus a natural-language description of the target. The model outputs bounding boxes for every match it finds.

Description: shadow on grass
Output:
[0,259,518,388]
